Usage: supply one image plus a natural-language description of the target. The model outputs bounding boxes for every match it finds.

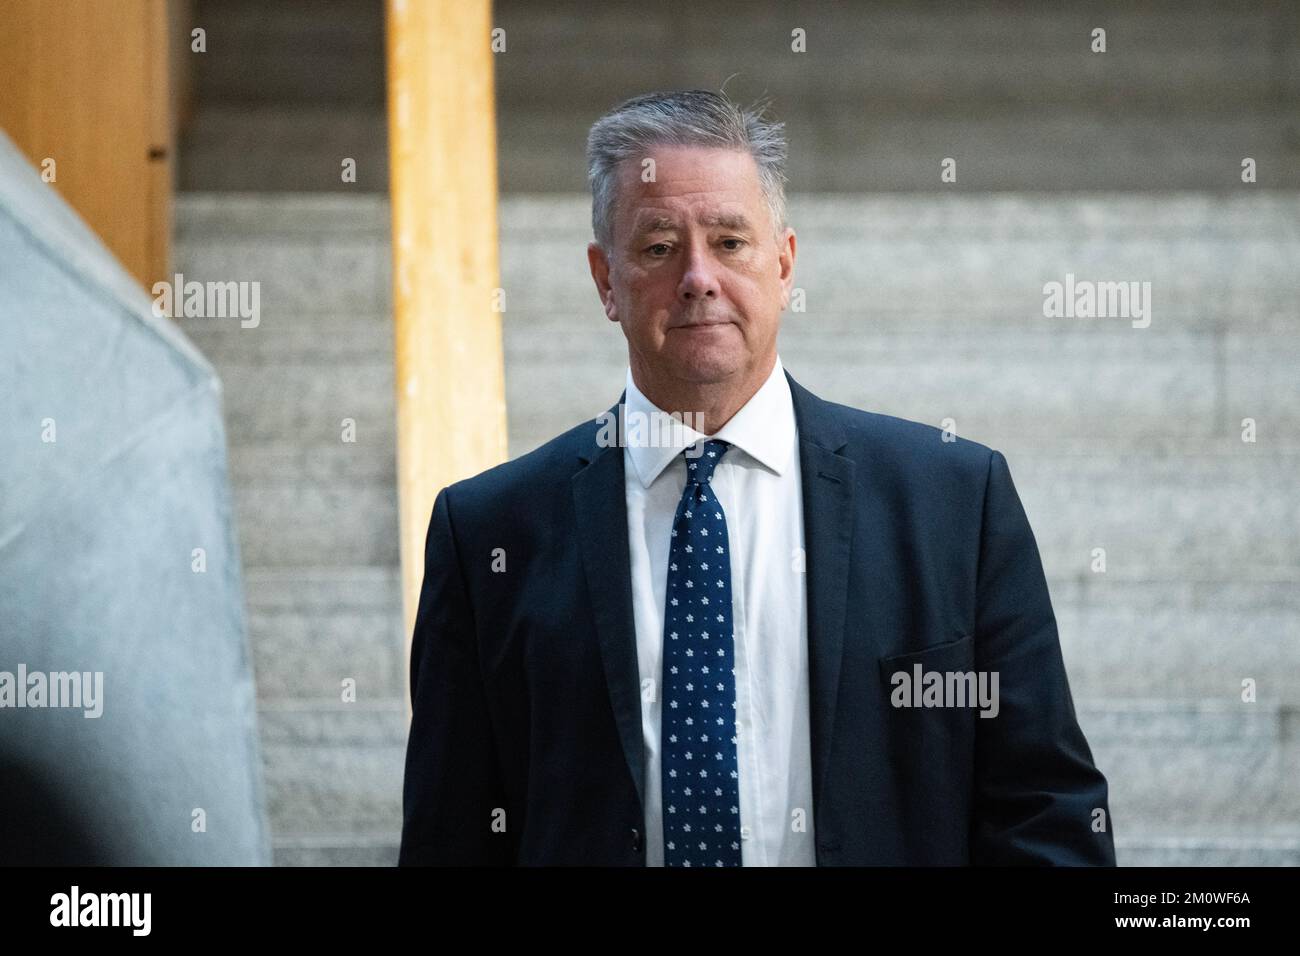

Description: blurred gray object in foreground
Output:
[0,128,269,865]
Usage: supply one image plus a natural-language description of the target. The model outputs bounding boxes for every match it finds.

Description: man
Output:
[399,89,1115,866]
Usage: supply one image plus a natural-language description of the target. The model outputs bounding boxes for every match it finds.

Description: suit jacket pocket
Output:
[878,632,975,679]
[877,632,981,765]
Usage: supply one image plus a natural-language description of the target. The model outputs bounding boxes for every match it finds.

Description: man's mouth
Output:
[673,319,732,330]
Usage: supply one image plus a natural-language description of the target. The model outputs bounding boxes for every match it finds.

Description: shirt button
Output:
[740,826,752,840]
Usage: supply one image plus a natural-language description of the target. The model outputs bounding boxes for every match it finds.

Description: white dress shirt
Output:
[623,353,817,866]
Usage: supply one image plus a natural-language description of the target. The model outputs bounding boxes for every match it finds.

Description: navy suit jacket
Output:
[399,369,1116,865]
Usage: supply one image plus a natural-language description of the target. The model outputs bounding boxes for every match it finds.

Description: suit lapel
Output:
[785,370,855,839]
[572,392,648,810]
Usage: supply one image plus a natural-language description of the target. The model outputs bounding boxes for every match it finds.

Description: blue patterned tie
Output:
[661,438,742,867]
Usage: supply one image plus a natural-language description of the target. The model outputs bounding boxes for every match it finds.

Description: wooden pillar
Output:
[385,0,507,675]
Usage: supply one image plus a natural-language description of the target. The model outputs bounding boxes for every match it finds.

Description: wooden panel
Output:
[0,0,173,288]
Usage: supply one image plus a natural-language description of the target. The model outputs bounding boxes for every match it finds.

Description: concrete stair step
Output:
[1008,455,1299,583]
[259,701,405,840]
[180,312,394,361]
[215,360,394,445]
[244,565,400,613]
[1081,700,1300,831]
[1116,827,1300,866]
[227,443,398,570]
[1055,579,1300,703]
[232,480,398,569]
[180,108,389,192]
[192,0,384,108]
[173,193,390,312]
[176,193,390,237]
[229,441,395,483]
[244,566,404,701]
[272,834,399,867]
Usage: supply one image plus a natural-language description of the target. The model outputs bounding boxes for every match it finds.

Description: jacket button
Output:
[631,827,642,852]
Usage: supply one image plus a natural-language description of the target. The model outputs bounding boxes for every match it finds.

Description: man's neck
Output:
[631,353,776,436]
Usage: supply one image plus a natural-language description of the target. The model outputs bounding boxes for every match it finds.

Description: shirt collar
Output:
[623,353,796,489]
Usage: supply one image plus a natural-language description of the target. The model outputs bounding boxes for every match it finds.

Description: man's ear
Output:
[587,242,619,322]
[778,227,797,309]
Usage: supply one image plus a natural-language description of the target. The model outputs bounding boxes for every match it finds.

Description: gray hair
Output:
[585,89,789,251]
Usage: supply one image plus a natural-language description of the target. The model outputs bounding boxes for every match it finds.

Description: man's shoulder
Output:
[799,386,997,486]
[437,413,600,515]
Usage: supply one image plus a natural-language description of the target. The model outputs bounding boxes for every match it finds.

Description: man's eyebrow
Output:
[633,216,679,236]
[699,212,752,230]
[632,212,754,236]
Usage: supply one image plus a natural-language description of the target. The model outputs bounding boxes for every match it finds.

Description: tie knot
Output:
[683,439,730,486]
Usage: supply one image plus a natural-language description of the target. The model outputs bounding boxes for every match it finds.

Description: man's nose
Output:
[677,242,720,300]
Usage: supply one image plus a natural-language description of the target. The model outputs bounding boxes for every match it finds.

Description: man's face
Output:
[588,145,795,390]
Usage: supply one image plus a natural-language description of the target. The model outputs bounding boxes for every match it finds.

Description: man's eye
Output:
[647,243,671,256]
[721,238,745,251]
